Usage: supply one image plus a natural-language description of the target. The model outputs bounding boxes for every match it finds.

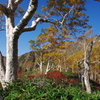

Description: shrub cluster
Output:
[0,77,100,100]
[0,70,100,99]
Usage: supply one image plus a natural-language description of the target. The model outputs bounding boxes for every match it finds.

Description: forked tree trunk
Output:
[45,61,54,74]
[0,17,19,88]
[0,0,38,89]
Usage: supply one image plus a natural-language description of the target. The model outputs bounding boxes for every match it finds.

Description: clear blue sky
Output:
[0,0,100,56]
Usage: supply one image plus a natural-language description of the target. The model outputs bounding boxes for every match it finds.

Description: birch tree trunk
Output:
[0,0,39,89]
[0,52,5,88]
[39,60,43,74]
[84,61,91,94]
[45,61,50,74]
[5,31,18,84]
[83,41,93,94]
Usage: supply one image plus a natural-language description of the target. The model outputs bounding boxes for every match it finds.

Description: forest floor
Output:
[0,70,100,100]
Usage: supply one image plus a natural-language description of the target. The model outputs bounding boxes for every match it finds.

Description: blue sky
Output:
[0,0,100,56]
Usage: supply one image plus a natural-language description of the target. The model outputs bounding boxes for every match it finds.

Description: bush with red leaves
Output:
[66,79,79,84]
[27,75,34,79]
[17,69,79,84]
[46,71,66,80]
[17,71,25,78]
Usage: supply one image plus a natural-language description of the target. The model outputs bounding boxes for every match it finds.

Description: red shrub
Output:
[17,70,79,84]
[46,71,66,80]
[66,78,79,84]
[17,71,24,77]
[27,75,34,79]
[0,83,2,88]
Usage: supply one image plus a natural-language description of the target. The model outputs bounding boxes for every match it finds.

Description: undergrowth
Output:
[0,71,100,100]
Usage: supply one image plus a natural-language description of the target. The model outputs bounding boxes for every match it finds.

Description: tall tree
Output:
[36,0,91,37]
[0,0,89,89]
[0,0,39,88]
[29,39,45,73]
[76,30,99,94]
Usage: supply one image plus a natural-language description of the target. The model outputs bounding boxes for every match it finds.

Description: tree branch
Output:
[15,0,24,5]
[0,4,8,16]
[13,0,38,35]
[8,0,14,8]
[59,5,74,25]
[22,18,41,32]
[22,17,56,32]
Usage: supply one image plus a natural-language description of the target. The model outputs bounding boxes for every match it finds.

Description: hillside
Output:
[18,51,35,71]
[0,51,35,72]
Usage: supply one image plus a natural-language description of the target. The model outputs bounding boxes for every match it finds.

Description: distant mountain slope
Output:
[0,51,35,72]
[18,51,35,71]
[66,35,100,55]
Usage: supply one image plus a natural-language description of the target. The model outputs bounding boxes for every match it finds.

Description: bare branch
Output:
[22,17,54,32]
[15,0,24,5]
[22,17,41,32]
[52,6,63,18]
[59,5,75,25]
[8,0,14,8]
[0,4,8,16]
[13,0,38,35]
[91,61,100,64]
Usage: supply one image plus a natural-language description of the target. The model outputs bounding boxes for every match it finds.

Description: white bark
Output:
[0,0,39,88]
[83,41,93,94]
[57,64,62,72]
[39,61,43,74]
[45,61,50,74]
[5,32,18,83]
[0,52,5,88]
[84,61,91,94]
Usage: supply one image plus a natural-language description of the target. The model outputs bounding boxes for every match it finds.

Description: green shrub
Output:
[0,72,100,100]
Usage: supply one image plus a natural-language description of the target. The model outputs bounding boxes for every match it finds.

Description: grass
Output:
[0,70,100,100]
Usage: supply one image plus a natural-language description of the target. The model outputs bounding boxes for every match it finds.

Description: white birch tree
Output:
[77,30,99,94]
[0,0,90,89]
[0,0,42,88]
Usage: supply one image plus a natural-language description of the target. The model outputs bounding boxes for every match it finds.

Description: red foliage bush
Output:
[0,83,2,88]
[17,71,24,78]
[46,71,66,80]
[17,69,79,84]
[27,75,34,79]
[45,71,79,84]
[66,79,79,84]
